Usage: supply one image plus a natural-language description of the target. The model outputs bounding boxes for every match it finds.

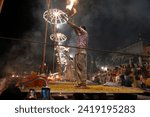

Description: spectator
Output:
[0,78,23,100]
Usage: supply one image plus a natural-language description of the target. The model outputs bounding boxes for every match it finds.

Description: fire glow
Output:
[66,0,76,10]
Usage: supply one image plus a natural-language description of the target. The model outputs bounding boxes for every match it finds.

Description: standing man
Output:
[64,17,88,88]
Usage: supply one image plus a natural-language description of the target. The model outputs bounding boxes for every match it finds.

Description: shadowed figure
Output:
[0,78,23,100]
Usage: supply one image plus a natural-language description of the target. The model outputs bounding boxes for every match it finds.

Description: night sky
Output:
[1,0,150,75]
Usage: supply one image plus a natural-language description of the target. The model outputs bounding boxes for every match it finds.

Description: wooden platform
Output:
[21,82,144,93]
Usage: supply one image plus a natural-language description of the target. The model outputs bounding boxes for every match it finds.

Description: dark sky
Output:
[0,0,150,74]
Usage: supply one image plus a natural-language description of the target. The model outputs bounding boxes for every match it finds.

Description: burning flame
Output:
[66,0,77,11]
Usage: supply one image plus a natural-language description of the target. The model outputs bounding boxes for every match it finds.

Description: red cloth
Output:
[0,0,4,12]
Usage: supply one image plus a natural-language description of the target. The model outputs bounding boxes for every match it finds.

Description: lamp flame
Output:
[66,0,76,11]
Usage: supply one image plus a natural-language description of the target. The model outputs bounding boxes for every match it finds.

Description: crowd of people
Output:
[92,63,150,89]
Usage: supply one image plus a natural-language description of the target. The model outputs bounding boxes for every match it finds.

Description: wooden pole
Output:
[41,0,51,73]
